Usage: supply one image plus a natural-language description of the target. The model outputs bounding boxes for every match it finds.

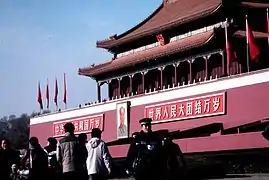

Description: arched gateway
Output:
[31,0,269,175]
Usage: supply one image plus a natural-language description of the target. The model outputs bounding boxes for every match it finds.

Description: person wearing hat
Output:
[126,118,167,180]
[139,117,152,133]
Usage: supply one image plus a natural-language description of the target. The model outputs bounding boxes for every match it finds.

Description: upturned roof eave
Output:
[81,31,216,78]
[234,30,268,39]
[239,1,269,9]
[78,61,112,77]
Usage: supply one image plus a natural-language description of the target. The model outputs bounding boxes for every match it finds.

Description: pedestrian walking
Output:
[86,128,112,180]
[57,122,81,180]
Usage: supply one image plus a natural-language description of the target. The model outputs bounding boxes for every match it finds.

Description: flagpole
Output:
[63,73,67,110]
[54,77,59,112]
[267,8,269,45]
[246,15,250,72]
[56,103,59,112]
[39,82,42,114]
[47,78,49,110]
[224,18,230,75]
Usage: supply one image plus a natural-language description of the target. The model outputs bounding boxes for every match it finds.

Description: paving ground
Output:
[110,174,269,180]
[208,174,269,180]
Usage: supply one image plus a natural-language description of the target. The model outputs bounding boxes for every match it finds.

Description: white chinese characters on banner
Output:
[145,93,225,123]
[53,114,104,137]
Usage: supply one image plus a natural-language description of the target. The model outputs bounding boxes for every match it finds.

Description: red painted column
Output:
[107,80,111,100]
[141,71,147,94]
[188,59,193,83]
[129,74,133,96]
[220,51,225,76]
[141,72,145,94]
[117,77,121,98]
[225,50,231,75]
[158,66,164,89]
[204,55,209,80]
[97,81,101,102]
[173,63,179,86]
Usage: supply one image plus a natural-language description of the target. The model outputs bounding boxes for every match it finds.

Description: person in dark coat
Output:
[126,118,167,180]
[0,139,20,180]
[78,133,88,180]
[164,136,188,180]
[44,137,60,180]
[21,137,48,180]
[44,137,58,168]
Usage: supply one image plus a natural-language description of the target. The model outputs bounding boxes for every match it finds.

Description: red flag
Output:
[224,20,237,68]
[46,79,49,109]
[63,73,67,104]
[246,17,260,61]
[37,82,43,110]
[54,78,58,106]
[156,34,165,46]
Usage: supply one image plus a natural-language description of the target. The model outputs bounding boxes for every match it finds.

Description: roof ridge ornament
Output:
[163,0,178,5]
[96,34,117,44]
[109,34,117,40]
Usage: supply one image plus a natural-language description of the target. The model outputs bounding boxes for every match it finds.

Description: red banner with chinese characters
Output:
[53,114,104,137]
[145,93,225,123]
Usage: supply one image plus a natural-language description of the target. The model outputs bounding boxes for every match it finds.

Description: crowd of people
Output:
[0,122,112,180]
[0,117,187,180]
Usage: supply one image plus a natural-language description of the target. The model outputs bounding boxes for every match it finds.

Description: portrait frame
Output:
[116,101,130,139]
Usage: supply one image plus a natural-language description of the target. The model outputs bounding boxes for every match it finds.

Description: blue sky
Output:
[0,0,162,117]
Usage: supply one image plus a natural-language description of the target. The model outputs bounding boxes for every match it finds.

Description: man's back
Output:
[86,137,111,175]
[30,147,48,171]
[57,133,79,173]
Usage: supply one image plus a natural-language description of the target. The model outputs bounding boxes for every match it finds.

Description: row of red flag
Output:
[225,14,263,72]
[37,73,67,110]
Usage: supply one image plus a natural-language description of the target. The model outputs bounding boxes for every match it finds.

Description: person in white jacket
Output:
[86,128,112,180]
